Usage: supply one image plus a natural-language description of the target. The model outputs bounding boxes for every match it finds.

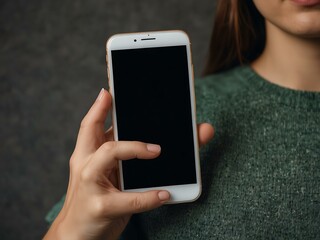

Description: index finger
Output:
[85,141,161,179]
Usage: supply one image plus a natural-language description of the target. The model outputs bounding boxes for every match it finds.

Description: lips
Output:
[290,0,320,7]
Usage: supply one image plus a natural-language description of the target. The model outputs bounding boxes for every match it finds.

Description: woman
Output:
[44,0,320,239]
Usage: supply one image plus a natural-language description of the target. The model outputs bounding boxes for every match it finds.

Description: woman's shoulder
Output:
[195,65,255,122]
[195,65,253,98]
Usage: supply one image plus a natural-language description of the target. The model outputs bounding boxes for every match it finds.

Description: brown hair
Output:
[203,0,266,75]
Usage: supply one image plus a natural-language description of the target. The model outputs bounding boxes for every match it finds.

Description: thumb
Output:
[105,190,170,217]
[76,89,112,154]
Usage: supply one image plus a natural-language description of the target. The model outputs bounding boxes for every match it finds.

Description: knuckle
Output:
[102,141,117,151]
[80,118,89,129]
[130,195,145,212]
[98,141,120,164]
[69,156,75,170]
[69,153,77,170]
[132,141,143,148]
[90,197,109,218]
[130,141,143,153]
[80,168,93,183]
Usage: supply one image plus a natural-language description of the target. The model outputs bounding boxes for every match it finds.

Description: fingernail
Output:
[158,191,170,202]
[146,144,161,153]
[96,88,104,101]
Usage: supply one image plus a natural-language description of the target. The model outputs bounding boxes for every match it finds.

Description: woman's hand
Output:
[44,89,214,240]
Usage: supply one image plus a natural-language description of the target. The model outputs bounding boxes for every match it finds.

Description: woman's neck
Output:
[251,21,320,92]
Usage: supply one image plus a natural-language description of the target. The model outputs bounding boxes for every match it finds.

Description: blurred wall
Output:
[0,0,216,239]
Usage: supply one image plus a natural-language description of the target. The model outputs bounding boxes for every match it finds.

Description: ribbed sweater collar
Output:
[237,65,320,111]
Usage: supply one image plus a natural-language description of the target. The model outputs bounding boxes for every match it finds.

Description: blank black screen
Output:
[112,45,196,189]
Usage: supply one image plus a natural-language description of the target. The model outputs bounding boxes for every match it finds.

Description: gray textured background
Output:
[0,0,216,239]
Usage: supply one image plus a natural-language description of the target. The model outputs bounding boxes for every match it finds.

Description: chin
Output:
[254,0,320,38]
[282,12,320,38]
[285,19,320,40]
[294,11,320,36]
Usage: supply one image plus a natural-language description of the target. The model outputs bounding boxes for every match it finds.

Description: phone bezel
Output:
[106,30,201,203]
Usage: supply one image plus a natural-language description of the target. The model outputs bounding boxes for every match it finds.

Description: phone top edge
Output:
[106,30,190,51]
[106,29,189,40]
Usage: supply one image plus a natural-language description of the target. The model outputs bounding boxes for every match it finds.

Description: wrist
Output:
[44,211,84,240]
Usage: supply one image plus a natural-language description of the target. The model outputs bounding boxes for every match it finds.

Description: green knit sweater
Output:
[46,65,320,239]
[124,65,320,239]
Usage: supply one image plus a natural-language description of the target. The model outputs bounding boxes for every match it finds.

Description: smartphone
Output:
[106,30,201,203]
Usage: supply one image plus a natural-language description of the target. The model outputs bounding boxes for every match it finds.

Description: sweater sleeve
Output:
[45,194,65,225]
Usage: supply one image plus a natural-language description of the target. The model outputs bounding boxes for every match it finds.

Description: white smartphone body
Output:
[106,30,201,203]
